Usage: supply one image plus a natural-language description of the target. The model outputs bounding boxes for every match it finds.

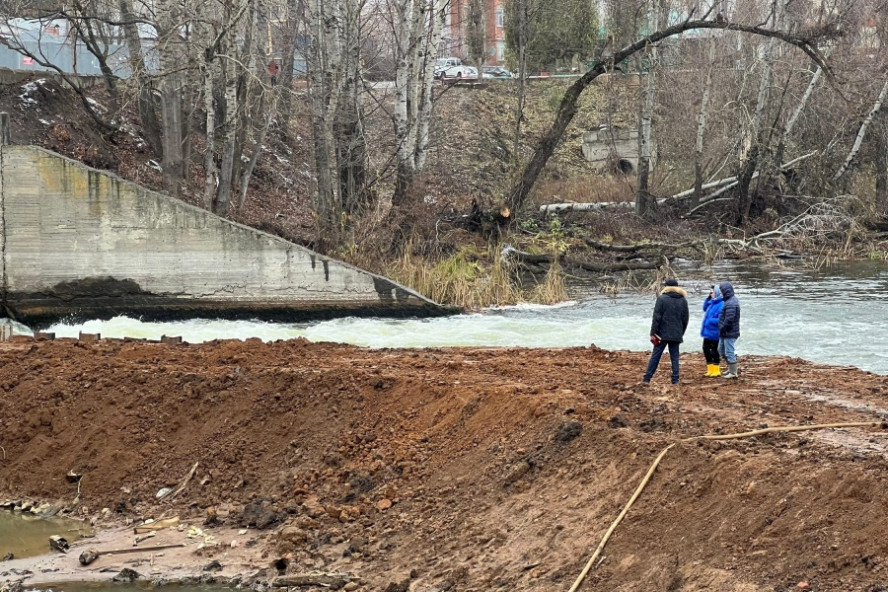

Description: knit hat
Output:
[663,277,679,287]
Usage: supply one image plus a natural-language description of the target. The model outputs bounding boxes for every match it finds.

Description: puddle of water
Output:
[0,511,90,559]
[32,585,229,592]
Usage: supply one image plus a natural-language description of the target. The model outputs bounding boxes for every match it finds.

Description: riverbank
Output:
[3,338,888,591]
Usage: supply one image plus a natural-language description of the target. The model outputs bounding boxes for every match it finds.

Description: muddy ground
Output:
[1,337,888,591]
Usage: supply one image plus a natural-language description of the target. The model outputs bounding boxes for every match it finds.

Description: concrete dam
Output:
[0,145,449,327]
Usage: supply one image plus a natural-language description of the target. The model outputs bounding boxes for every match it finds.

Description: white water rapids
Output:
[38,261,888,374]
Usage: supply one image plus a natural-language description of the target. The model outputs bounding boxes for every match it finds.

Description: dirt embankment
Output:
[2,338,888,591]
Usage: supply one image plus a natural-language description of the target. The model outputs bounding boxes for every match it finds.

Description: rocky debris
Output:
[48,535,69,553]
[608,414,628,428]
[203,560,223,572]
[0,580,24,592]
[111,568,142,582]
[241,501,283,529]
[0,553,12,561]
[78,549,99,565]
[383,575,412,592]
[554,420,582,443]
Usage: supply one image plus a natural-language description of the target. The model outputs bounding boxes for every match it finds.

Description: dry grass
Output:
[531,176,636,206]
[527,258,568,304]
[386,244,520,309]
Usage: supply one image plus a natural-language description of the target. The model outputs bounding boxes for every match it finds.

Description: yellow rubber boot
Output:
[706,364,720,377]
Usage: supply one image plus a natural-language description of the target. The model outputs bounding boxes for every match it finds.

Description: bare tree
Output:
[389,0,448,205]
[635,0,660,218]
[505,7,832,215]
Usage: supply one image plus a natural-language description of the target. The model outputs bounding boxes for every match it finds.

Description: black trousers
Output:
[703,338,720,364]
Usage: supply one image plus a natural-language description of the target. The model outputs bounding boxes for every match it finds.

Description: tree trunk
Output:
[692,37,716,210]
[735,1,781,225]
[160,72,184,195]
[834,78,888,183]
[239,111,273,209]
[306,0,344,217]
[777,61,823,167]
[215,53,239,216]
[279,0,301,129]
[120,0,163,155]
[391,0,423,206]
[635,0,659,219]
[334,0,368,215]
[203,60,218,209]
[391,0,446,206]
[513,0,528,162]
[876,109,888,215]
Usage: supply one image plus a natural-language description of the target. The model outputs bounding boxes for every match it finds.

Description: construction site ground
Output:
[2,337,888,591]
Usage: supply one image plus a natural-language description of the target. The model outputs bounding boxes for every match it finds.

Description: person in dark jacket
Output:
[701,284,724,377]
[717,281,741,378]
[643,277,690,385]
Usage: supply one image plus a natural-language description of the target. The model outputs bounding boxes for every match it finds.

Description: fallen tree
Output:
[506,6,833,218]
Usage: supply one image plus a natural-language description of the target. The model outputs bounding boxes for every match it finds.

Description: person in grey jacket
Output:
[718,281,741,378]
[642,278,690,385]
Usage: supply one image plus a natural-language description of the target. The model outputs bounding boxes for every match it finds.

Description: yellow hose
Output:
[567,421,885,592]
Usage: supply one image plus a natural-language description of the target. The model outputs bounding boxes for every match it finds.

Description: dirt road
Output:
[2,337,888,591]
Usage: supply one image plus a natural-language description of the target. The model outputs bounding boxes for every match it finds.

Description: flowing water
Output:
[35,260,888,374]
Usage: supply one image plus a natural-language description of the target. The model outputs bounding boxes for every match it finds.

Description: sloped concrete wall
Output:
[0,146,447,326]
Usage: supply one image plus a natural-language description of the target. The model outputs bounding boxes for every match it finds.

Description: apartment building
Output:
[445,0,507,65]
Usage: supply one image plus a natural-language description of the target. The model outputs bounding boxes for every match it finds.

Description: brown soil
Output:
[2,338,888,591]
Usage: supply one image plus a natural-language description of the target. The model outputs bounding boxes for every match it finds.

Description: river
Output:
[33,260,888,375]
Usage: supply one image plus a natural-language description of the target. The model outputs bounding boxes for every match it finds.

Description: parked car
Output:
[441,65,478,80]
[481,66,513,78]
[434,57,462,78]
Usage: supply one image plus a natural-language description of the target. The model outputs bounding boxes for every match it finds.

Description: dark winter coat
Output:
[650,286,690,343]
[718,281,740,339]
[701,295,724,341]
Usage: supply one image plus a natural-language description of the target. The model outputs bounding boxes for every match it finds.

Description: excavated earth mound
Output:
[2,338,888,591]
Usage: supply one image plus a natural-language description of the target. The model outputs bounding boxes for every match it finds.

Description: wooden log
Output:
[271,573,352,588]
[539,201,633,213]
[133,516,179,533]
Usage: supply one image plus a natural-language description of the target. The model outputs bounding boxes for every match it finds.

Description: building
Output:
[445,0,507,65]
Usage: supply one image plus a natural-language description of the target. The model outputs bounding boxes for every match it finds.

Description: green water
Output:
[34,585,228,592]
[0,511,90,559]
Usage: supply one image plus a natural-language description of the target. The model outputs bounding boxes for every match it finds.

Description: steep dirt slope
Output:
[1,339,888,591]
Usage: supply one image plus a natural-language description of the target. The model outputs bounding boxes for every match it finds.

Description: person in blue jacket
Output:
[701,284,724,377]
[718,281,741,379]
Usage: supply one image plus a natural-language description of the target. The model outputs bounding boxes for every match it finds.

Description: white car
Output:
[434,57,462,78]
[441,65,478,80]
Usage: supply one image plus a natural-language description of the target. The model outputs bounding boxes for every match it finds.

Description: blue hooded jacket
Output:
[700,285,724,340]
[718,281,740,339]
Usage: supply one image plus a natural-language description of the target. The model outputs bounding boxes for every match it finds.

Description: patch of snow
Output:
[86,98,107,113]
[18,81,40,106]
[275,154,289,164]
[147,160,163,172]
[38,118,52,125]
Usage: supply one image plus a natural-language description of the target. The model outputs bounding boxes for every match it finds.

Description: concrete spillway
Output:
[0,146,449,327]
